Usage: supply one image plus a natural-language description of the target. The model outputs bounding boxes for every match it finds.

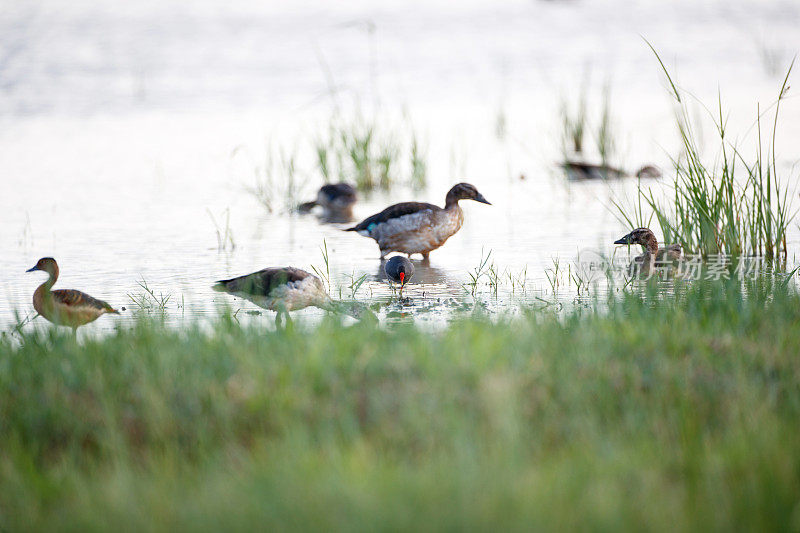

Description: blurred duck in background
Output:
[298,182,358,223]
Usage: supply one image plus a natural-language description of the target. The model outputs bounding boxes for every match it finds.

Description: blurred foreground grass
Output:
[2,279,799,531]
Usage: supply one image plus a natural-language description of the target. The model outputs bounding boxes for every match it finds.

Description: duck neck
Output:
[33,269,57,315]
[642,233,659,255]
[444,189,461,209]
[39,268,58,293]
[445,199,463,211]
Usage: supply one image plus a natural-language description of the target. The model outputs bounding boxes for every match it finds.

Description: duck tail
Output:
[212,281,228,292]
[297,200,317,213]
[344,226,358,232]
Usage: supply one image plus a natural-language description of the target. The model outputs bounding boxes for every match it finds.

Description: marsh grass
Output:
[620,45,797,261]
[345,271,369,299]
[756,37,791,78]
[316,113,428,192]
[3,311,37,342]
[310,238,332,295]
[545,256,564,294]
[559,78,620,169]
[560,86,587,157]
[464,256,529,299]
[570,259,593,295]
[463,248,494,296]
[242,113,427,210]
[506,266,528,295]
[240,144,306,213]
[611,179,656,230]
[2,279,800,530]
[206,207,236,252]
[126,278,172,312]
[596,82,616,167]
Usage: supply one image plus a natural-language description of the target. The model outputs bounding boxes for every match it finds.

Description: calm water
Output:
[2,0,799,331]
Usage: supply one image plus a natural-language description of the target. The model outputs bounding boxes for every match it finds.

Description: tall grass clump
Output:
[2,278,800,529]
[596,82,616,168]
[559,85,588,157]
[314,112,427,193]
[559,79,623,178]
[241,112,428,211]
[635,44,796,260]
[239,144,305,213]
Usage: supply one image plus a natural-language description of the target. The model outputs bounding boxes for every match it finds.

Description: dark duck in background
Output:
[298,183,358,222]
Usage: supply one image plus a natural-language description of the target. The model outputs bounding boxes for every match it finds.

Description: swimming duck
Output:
[26,257,119,332]
[614,228,682,274]
[213,266,365,324]
[298,183,357,222]
[346,183,491,260]
[562,161,626,181]
[384,256,414,295]
[562,162,662,181]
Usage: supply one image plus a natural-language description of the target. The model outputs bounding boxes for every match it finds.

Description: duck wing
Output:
[657,244,683,262]
[214,267,313,296]
[346,202,440,232]
[51,289,118,313]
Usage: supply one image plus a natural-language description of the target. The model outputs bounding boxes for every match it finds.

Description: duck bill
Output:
[475,194,491,205]
[614,236,631,245]
[26,266,39,272]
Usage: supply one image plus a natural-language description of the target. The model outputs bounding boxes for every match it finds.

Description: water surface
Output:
[2,0,799,331]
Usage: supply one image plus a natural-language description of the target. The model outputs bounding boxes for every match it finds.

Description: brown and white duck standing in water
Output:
[26,257,119,332]
[346,183,491,260]
[213,266,367,325]
[384,255,414,296]
[298,183,358,222]
[614,228,682,274]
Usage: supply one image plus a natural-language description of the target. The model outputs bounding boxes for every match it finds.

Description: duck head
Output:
[320,182,358,209]
[26,257,59,277]
[614,228,658,254]
[635,165,662,179]
[445,183,491,207]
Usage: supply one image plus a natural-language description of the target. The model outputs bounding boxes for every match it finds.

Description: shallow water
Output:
[2,0,799,331]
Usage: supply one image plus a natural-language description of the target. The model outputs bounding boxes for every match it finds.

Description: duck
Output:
[345,183,491,260]
[562,162,662,181]
[562,161,626,181]
[298,182,358,222]
[384,256,414,296]
[613,228,682,275]
[26,257,119,332]
[213,266,366,325]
